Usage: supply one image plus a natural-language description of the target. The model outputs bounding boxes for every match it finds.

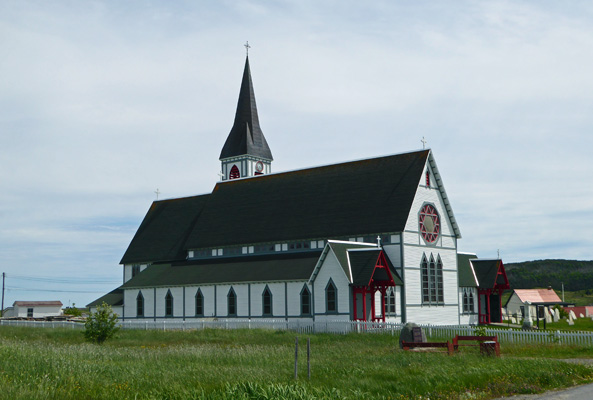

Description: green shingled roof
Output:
[348,249,403,286]
[120,194,210,265]
[186,150,429,249]
[458,253,478,287]
[121,251,322,289]
[87,288,123,308]
[121,150,439,266]
[327,241,377,281]
[472,259,509,289]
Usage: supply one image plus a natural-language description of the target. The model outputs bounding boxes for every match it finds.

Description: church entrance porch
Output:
[349,250,401,322]
[474,260,510,325]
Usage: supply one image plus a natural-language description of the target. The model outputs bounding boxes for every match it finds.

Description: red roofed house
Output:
[505,289,563,319]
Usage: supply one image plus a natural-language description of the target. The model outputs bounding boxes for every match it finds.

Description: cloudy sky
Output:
[1,1,592,308]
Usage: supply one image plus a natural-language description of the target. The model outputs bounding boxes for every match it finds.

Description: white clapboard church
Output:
[89,55,508,326]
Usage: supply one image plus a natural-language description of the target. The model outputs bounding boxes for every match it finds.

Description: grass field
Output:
[1,326,592,399]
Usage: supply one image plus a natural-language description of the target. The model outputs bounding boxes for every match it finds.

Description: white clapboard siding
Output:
[287,282,310,316]
[405,305,460,325]
[313,249,350,316]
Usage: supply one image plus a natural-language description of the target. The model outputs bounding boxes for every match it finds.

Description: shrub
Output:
[553,305,569,319]
[84,302,119,344]
[63,303,83,317]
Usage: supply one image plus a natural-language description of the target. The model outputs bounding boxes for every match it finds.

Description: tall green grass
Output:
[0,326,591,399]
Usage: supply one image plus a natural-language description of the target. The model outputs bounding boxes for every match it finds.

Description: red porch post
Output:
[362,287,367,322]
[486,291,491,324]
[380,287,386,322]
[353,287,358,321]
[371,288,376,322]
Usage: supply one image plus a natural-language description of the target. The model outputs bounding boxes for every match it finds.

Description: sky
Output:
[1,1,592,308]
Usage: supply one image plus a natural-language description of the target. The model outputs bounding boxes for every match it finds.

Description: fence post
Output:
[307,337,311,380]
[294,337,299,380]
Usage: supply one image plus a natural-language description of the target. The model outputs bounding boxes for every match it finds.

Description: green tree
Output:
[84,302,119,344]
[63,303,82,317]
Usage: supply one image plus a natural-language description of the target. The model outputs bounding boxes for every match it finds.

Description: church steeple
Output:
[219,55,273,181]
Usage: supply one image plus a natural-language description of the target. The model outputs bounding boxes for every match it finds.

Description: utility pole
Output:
[1,272,5,318]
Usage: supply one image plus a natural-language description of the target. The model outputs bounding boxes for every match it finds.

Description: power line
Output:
[6,286,109,294]
[7,274,119,285]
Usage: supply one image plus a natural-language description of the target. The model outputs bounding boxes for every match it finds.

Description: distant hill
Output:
[505,259,593,292]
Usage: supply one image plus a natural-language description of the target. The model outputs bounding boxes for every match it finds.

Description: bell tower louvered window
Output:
[229,165,240,180]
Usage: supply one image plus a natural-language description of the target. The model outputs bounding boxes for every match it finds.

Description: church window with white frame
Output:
[165,290,174,317]
[227,287,237,316]
[136,292,144,317]
[462,289,475,314]
[384,288,397,316]
[326,280,337,313]
[421,253,444,306]
[262,286,272,316]
[195,289,204,317]
[300,285,311,316]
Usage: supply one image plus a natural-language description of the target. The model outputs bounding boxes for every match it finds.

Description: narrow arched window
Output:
[136,292,144,317]
[262,286,272,316]
[384,288,396,315]
[227,287,237,316]
[436,256,444,304]
[229,165,240,180]
[165,290,173,317]
[195,289,204,317]
[429,255,437,304]
[300,285,311,316]
[421,255,429,304]
[426,170,430,187]
[463,292,469,313]
[326,280,337,313]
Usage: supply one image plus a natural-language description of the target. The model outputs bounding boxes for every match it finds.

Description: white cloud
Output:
[1,1,592,306]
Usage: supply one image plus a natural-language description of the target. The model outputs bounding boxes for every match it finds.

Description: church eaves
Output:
[219,57,273,161]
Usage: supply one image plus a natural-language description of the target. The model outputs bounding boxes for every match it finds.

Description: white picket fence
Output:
[2,318,593,346]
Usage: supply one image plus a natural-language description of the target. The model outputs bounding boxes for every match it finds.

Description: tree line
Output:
[505,259,593,292]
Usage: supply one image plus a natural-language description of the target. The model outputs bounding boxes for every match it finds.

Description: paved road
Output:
[495,359,593,400]
[495,382,593,399]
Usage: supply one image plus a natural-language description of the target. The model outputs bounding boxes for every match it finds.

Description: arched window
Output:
[300,285,311,316]
[384,288,396,316]
[429,255,437,304]
[426,170,430,187]
[195,289,204,317]
[262,286,272,316]
[421,254,444,306]
[326,280,337,313]
[165,290,173,317]
[463,292,469,313]
[436,256,444,304]
[227,287,237,316]
[136,292,144,317]
[229,165,240,180]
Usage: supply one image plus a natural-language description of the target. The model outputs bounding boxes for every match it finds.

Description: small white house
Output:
[505,289,563,319]
[2,301,63,318]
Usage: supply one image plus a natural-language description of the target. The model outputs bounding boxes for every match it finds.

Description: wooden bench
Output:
[402,341,454,355]
[452,335,500,356]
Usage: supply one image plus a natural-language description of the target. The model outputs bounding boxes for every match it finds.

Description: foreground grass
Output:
[0,327,592,399]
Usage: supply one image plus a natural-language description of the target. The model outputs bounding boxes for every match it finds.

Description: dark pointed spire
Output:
[219,57,273,161]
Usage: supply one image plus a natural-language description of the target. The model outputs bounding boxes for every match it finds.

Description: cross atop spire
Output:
[244,41,250,56]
